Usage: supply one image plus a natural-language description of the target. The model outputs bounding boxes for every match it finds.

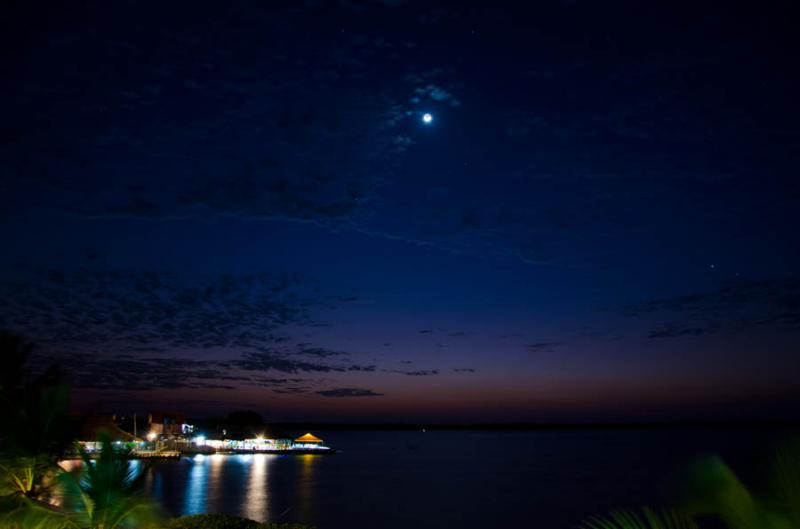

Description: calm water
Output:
[140,428,793,528]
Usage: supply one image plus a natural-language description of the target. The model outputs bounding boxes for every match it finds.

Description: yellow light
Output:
[147,432,157,441]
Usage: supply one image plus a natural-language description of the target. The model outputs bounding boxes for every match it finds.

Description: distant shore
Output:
[270,419,800,431]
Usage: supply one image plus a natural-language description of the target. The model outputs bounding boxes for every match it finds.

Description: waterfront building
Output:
[294,433,327,450]
[148,411,193,438]
[193,432,329,452]
[75,414,143,452]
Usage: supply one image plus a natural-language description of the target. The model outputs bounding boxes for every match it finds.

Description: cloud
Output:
[411,84,461,106]
[0,268,315,355]
[272,386,311,395]
[26,346,373,392]
[626,279,800,316]
[0,267,379,390]
[648,326,713,339]
[2,5,436,230]
[385,368,439,376]
[525,342,564,353]
[250,376,305,386]
[346,364,377,372]
[625,278,800,334]
[317,387,384,398]
[391,135,415,153]
[296,346,349,358]
[233,352,346,374]
[4,2,795,275]
[32,354,237,391]
[453,368,475,373]
[403,369,439,376]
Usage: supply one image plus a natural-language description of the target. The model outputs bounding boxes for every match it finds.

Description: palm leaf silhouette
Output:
[581,508,698,529]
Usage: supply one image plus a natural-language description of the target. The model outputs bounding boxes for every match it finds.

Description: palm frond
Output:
[581,508,697,529]
[0,495,80,529]
[771,441,800,525]
[0,454,61,499]
[59,437,162,529]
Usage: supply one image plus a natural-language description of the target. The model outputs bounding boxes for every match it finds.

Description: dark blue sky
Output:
[2,1,799,421]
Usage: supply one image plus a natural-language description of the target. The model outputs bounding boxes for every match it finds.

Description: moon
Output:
[422,113,433,124]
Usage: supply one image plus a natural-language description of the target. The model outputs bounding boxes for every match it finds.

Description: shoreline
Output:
[64,449,336,461]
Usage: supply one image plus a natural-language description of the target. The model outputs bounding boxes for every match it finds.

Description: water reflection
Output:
[207,454,225,513]
[294,454,319,521]
[243,454,274,521]
[147,452,323,524]
[184,454,208,515]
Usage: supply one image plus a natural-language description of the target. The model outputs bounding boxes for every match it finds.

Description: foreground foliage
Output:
[59,440,161,529]
[168,513,315,529]
[1,438,161,529]
[582,440,800,529]
[0,331,79,529]
[582,508,697,529]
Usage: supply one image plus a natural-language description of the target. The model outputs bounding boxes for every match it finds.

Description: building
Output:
[192,431,329,452]
[293,432,327,450]
[148,411,192,438]
[76,414,142,452]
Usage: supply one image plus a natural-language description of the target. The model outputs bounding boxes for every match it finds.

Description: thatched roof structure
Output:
[295,432,323,443]
[78,415,141,442]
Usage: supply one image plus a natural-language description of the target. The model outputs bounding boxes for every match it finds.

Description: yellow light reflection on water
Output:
[207,452,225,512]
[295,454,318,521]
[243,453,274,522]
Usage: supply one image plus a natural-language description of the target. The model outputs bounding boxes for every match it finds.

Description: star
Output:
[422,113,433,124]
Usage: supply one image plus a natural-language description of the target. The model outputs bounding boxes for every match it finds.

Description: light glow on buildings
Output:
[193,433,330,452]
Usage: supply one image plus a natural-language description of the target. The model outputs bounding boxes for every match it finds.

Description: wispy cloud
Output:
[625,278,800,336]
[317,387,384,398]
[525,342,564,353]
[0,268,315,354]
[648,326,713,339]
[0,267,379,390]
[385,369,440,376]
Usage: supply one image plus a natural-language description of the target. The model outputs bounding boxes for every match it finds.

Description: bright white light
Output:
[147,431,157,441]
[422,113,433,124]
[193,435,206,444]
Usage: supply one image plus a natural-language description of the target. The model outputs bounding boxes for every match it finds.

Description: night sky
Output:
[2,2,799,422]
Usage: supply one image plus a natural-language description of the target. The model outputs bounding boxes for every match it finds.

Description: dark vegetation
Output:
[581,441,800,529]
